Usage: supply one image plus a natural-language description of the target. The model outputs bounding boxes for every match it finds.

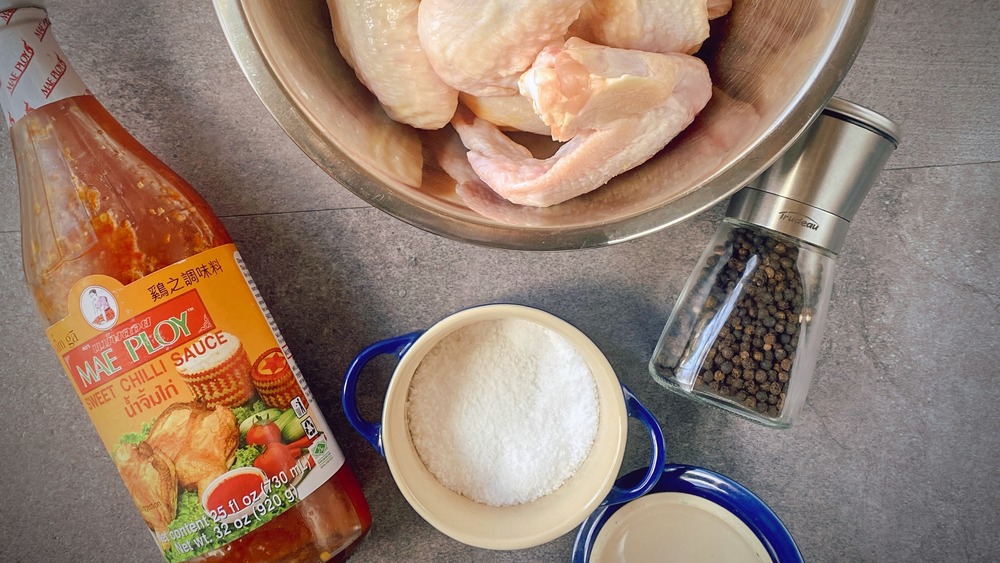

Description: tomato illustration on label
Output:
[245,421,283,446]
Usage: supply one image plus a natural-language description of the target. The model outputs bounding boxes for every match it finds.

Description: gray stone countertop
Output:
[0,1,997,562]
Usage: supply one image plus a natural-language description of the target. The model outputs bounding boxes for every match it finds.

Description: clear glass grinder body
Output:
[650,98,900,428]
[1,6,371,561]
[651,220,837,426]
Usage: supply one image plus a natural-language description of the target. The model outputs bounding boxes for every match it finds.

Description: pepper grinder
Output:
[650,98,900,427]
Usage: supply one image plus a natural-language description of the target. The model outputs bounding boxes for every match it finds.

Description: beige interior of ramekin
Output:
[380,304,628,550]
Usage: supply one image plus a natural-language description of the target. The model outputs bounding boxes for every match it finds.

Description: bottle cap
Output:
[726,98,900,254]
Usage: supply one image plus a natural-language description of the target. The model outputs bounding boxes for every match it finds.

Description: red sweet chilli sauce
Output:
[0,6,371,562]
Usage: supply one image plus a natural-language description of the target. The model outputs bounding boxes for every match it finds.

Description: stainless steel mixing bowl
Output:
[213,0,875,250]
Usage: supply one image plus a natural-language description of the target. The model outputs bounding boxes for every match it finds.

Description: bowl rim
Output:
[212,0,877,250]
[572,464,804,563]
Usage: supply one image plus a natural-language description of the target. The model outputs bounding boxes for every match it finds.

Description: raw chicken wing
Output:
[418,0,588,96]
[459,93,551,135]
[452,39,712,207]
[329,0,458,129]
[520,38,680,141]
[570,0,731,55]
[708,0,734,20]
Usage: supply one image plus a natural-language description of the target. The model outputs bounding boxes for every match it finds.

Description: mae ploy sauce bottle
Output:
[0,6,371,561]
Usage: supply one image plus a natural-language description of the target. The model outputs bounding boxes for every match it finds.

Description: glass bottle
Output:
[1,6,371,561]
[650,98,900,428]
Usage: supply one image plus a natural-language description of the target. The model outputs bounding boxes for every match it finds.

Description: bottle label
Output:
[0,7,89,127]
[46,244,345,562]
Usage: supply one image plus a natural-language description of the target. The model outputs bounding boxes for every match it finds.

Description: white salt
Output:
[406,318,600,507]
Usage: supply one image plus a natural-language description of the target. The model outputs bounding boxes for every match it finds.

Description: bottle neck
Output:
[0,6,89,128]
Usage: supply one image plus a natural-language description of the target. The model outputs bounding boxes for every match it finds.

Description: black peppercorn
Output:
[685,226,805,421]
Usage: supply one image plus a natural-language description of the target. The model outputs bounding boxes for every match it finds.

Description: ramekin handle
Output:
[341,331,423,457]
[602,385,666,506]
